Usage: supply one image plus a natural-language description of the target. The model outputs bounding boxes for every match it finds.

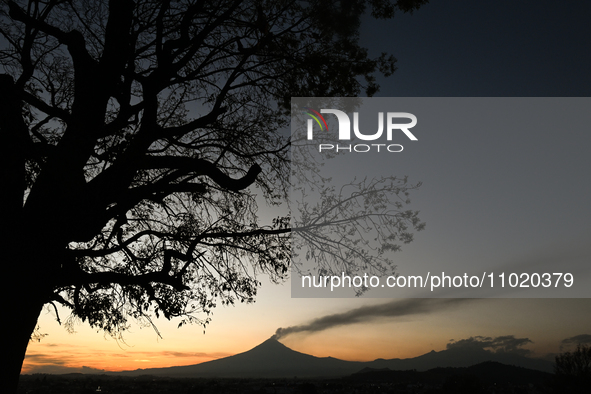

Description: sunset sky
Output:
[23,0,591,374]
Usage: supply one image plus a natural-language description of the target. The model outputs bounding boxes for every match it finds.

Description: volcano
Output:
[121,337,363,378]
[119,337,553,378]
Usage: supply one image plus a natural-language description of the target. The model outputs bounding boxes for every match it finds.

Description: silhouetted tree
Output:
[0,0,427,391]
[554,344,591,392]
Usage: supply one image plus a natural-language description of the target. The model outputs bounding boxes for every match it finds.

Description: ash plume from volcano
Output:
[272,298,469,340]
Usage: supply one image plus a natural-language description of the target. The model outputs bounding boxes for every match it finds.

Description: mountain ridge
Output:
[116,337,553,378]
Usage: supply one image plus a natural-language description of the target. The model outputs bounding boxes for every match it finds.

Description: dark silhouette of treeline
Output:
[19,360,589,394]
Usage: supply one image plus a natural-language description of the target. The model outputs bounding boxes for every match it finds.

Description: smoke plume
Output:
[272,298,469,340]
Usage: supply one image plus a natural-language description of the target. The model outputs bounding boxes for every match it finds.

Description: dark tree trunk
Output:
[0,74,46,393]
[3,292,46,394]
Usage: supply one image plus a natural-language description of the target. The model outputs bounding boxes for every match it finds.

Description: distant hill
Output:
[348,361,554,388]
[365,345,553,373]
[117,337,554,378]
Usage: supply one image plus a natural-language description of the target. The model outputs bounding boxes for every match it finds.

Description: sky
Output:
[23,0,591,374]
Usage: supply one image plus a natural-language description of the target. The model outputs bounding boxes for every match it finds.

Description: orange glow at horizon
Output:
[21,325,450,375]
[21,320,436,374]
[22,345,234,374]
[22,298,591,375]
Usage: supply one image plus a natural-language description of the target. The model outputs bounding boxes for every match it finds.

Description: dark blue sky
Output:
[279,0,591,359]
[361,0,591,97]
[290,1,591,299]
[286,0,591,299]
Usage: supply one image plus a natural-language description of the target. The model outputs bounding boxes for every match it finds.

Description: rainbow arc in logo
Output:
[303,107,328,131]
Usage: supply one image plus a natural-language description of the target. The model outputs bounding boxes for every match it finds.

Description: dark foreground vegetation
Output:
[18,361,589,394]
